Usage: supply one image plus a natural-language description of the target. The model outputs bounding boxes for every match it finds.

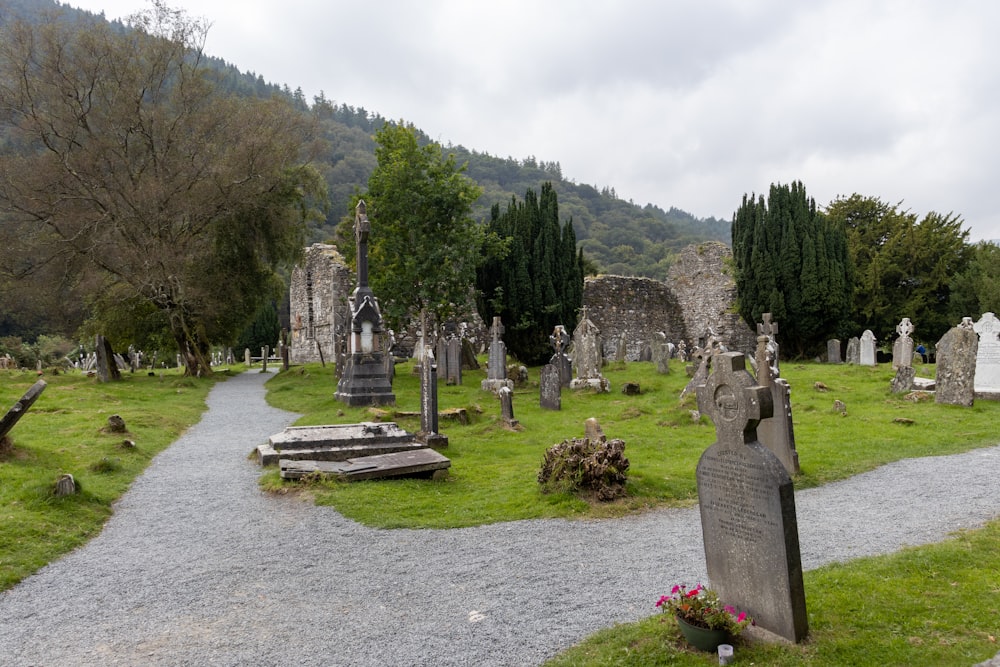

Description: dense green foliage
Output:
[335,123,490,331]
[949,240,1000,321]
[0,2,325,375]
[476,183,584,364]
[826,194,972,345]
[732,182,853,356]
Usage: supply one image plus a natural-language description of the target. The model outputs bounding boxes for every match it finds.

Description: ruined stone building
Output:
[290,240,755,364]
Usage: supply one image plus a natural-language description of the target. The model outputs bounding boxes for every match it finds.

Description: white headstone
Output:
[859,330,877,366]
[973,312,1000,394]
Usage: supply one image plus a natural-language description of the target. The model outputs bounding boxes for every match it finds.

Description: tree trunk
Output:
[171,312,213,377]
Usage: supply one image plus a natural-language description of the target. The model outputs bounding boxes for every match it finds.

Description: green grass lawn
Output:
[0,367,224,590]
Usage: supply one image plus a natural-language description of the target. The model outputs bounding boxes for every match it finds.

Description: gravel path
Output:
[1,370,999,666]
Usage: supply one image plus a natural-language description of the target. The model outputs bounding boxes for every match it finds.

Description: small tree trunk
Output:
[171,312,213,377]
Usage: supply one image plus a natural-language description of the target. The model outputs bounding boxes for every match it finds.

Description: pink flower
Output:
[737,612,747,623]
[671,585,681,594]
[724,605,736,615]
[686,588,700,598]
[656,596,669,608]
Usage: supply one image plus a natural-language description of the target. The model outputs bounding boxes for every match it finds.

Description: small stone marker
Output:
[845,336,860,364]
[859,330,877,366]
[0,379,47,441]
[54,473,77,496]
[695,352,809,643]
[827,339,842,364]
[890,366,916,393]
[973,312,1000,395]
[540,363,561,410]
[621,382,640,395]
[244,348,252,367]
[106,414,127,433]
[498,386,518,428]
[935,320,979,406]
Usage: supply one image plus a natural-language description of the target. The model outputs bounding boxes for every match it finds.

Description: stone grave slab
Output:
[973,312,1000,396]
[279,448,450,481]
[540,363,561,410]
[936,322,979,406]
[695,352,808,643]
[256,422,424,466]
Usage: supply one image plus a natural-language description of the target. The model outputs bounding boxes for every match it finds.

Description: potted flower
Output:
[656,584,752,652]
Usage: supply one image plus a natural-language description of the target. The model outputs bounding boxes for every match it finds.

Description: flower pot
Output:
[676,615,730,652]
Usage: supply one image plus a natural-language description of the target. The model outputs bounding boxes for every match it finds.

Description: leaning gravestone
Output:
[695,352,809,643]
[0,379,47,442]
[935,319,978,406]
[540,363,561,410]
[859,330,877,366]
[94,334,121,383]
[973,312,1000,396]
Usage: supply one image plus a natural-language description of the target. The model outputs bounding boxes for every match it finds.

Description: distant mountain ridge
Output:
[6,0,732,279]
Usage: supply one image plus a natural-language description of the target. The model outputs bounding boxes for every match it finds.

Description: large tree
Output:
[476,182,584,365]
[732,181,852,357]
[339,122,490,332]
[0,2,324,375]
[948,241,1000,321]
[826,194,971,344]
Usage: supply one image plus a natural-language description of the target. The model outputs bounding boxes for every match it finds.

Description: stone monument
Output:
[973,312,1000,396]
[758,313,780,374]
[696,352,808,643]
[845,336,860,364]
[540,363,561,410]
[334,200,395,406]
[549,325,572,387]
[753,318,799,475]
[445,336,462,386]
[892,318,915,370]
[827,339,841,364]
[935,319,979,407]
[498,385,518,428]
[651,332,671,374]
[417,346,448,447]
[859,329,877,366]
[570,308,610,392]
[481,317,514,394]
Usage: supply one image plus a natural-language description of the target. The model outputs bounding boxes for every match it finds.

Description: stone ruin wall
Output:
[666,241,756,358]
[289,240,755,364]
[582,241,756,361]
[288,244,354,364]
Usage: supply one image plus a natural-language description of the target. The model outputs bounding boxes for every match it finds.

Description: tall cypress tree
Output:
[476,183,583,365]
[732,181,852,357]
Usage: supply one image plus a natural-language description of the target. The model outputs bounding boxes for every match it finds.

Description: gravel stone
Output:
[1,370,998,666]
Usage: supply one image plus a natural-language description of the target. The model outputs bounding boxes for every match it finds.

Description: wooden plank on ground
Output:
[279,448,450,482]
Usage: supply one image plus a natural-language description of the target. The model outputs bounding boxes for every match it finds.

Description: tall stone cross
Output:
[758,312,778,340]
[695,352,808,642]
[355,199,371,289]
[490,316,505,344]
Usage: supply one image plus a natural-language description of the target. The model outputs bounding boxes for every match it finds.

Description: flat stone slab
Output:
[278,448,450,481]
[256,422,425,465]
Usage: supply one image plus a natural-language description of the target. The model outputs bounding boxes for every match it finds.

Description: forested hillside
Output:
[6,1,730,282]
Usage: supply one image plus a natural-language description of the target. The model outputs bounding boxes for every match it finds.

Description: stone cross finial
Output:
[490,316,504,343]
[355,200,370,288]
[550,325,569,354]
[896,317,914,338]
[697,352,773,446]
[757,312,778,339]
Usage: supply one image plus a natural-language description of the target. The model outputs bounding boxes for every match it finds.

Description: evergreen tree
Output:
[732,181,852,357]
[477,183,583,365]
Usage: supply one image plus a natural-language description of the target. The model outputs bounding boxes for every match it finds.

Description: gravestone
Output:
[540,363,561,410]
[892,318,915,370]
[95,334,121,383]
[418,346,448,447]
[481,317,514,393]
[498,386,518,428]
[436,336,448,381]
[890,366,916,393]
[753,326,800,475]
[570,308,610,392]
[549,325,572,387]
[859,330,877,366]
[245,348,252,367]
[651,332,671,374]
[446,337,462,386]
[973,312,1000,396]
[935,319,979,406]
[614,332,627,363]
[695,352,808,643]
[261,346,269,373]
[334,201,395,406]
[676,340,688,362]
[0,379,47,441]
[845,336,860,365]
[758,313,780,374]
[827,339,842,364]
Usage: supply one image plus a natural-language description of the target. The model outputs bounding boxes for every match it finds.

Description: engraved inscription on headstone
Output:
[695,352,808,643]
[827,339,842,364]
[973,312,1000,394]
[892,318,914,370]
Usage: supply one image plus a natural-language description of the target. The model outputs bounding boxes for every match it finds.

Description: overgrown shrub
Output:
[538,435,629,501]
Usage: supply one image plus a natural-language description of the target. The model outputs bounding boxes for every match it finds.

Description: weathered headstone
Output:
[445,337,462,386]
[651,332,671,374]
[549,325,572,387]
[754,328,800,476]
[94,335,121,383]
[261,346,269,373]
[54,473,77,496]
[827,339,842,364]
[935,319,979,406]
[859,330,877,366]
[334,200,395,406]
[614,332,627,363]
[570,309,610,392]
[845,336,860,364]
[540,363,561,410]
[482,317,514,393]
[676,340,688,362]
[973,312,1000,396]
[696,352,808,643]
[418,346,447,447]
[758,313,780,374]
[498,386,518,428]
[245,348,252,367]
[890,366,916,393]
[0,379,46,441]
[892,318,915,370]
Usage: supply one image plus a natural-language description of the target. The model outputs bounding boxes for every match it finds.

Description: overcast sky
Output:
[66,0,1000,241]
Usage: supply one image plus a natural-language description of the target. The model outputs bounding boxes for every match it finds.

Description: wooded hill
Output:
[7,1,730,281]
